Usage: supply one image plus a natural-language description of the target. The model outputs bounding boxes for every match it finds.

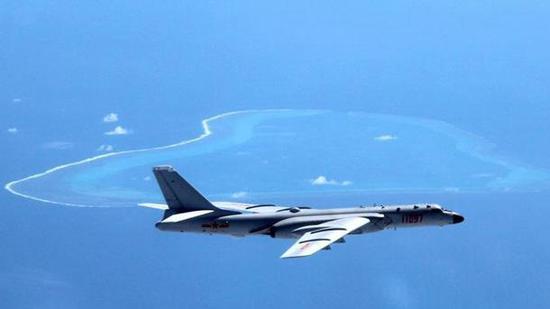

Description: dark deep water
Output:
[2,187,549,308]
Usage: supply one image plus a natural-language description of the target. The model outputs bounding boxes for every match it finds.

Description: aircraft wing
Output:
[280,217,370,259]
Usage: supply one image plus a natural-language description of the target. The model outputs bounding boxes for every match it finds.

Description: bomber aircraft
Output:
[142,166,464,258]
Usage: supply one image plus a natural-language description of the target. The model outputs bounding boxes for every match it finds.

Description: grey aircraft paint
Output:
[149,166,464,258]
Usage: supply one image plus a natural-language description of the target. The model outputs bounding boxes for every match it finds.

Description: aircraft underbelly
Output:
[163,218,269,237]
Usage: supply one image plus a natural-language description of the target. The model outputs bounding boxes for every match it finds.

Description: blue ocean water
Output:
[8,110,550,208]
[2,1,550,308]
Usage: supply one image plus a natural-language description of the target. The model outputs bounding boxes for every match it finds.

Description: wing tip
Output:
[280,254,305,259]
[153,165,174,172]
[280,250,315,259]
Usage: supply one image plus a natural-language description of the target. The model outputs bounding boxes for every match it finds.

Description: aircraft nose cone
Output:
[452,214,464,224]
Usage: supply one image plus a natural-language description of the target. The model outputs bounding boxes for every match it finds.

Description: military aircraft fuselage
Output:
[148,166,464,258]
[155,203,464,239]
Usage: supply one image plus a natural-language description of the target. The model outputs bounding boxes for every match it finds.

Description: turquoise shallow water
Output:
[7,109,550,207]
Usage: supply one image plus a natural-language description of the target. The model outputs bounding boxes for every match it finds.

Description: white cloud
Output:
[311,176,352,186]
[96,144,114,152]
[231,191,248,198]
[43,141,73,150]
[7,127,18,134]
[12,98,22,103]
[374,134,398,142]
[102,113,119,123]
[105,126,130,136]
[341,180,353,186]
[312,176,333,185]
[143,176,152,181]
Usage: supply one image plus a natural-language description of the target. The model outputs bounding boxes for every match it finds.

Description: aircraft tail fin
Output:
[152,166,223,213]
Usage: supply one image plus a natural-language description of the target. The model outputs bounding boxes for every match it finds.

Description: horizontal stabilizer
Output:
[138,203,169,210]
[161,210,214,223]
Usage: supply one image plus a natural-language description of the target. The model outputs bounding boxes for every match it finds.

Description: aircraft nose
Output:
[452,214,464,224]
